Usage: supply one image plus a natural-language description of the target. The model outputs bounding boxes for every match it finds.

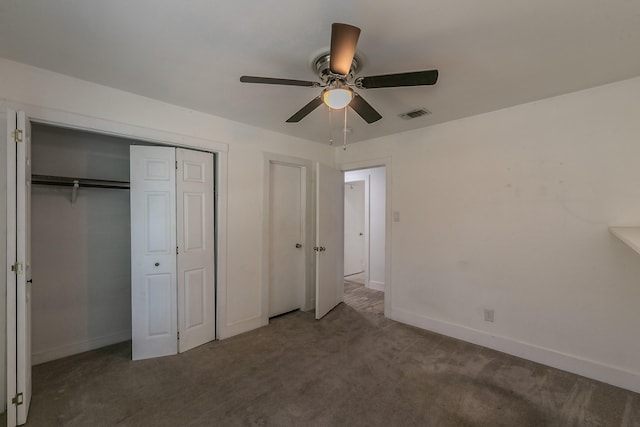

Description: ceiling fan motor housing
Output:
[313,53,361,83]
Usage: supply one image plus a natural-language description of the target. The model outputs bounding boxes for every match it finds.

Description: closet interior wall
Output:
[31,124,146,364]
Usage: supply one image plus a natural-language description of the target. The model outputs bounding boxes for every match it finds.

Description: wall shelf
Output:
[609,226,640,255]
[32,174,129,204]
[31,174,130,189]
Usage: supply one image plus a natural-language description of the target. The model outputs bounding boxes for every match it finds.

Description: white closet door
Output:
[5,110,32,426]
[130,146,177,360]
[6,109,18,427]
[16,111,32,425]
[176,148,215,353]
[315,162,344,319]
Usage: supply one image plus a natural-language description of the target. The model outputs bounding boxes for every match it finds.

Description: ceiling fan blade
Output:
[286,96,324,123]
[357,70,439,89]
[329,23,361,76]
[349,92,382,124]
[240,76,320,87]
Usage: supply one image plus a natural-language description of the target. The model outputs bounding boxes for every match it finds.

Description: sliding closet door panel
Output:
[130,146,177,360]
[177,148,215,353]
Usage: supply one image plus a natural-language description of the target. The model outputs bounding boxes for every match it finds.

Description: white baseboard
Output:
[32,329,131,365]
[367,280,385,292]
[219,315,264,339]
[389,307,640,393]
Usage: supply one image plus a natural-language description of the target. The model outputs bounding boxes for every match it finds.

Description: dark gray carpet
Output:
[26,291,640,426]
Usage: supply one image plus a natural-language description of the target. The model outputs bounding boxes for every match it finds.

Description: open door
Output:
[315,163,344,319]
[130,146,178,360]
[176,148,215,353]
[16,111,32,426]
[6,110,32,425]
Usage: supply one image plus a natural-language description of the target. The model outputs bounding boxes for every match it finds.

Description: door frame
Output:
[1,101,230,341]
[261,153,313,325]
[340,158,392,317]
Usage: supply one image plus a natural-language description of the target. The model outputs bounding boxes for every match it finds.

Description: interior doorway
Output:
[343,166,386,313]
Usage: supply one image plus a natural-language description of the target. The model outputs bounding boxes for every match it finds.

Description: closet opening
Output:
[30,122,217,366]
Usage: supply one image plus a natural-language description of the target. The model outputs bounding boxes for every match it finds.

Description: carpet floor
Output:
[24,284,640,426]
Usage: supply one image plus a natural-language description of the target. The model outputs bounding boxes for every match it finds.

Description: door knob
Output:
[154,262,160,267]
[359,232,364,236]
[319,246,326,252]
[295,243,302,248]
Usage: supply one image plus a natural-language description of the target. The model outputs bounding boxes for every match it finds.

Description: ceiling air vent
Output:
[399,108,431,120]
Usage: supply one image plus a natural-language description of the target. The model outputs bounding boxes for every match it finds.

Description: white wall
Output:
[345,167,386,291]
[0,57,334,341]
[30,124,133,364]
[337,76,640,393]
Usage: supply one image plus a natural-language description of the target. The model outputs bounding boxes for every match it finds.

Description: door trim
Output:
[261,153,313,325]
[340,158,392,318]
[1,101,230,339]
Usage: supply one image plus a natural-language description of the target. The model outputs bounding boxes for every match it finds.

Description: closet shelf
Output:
[609,226,640,255]
[31,174,130,190]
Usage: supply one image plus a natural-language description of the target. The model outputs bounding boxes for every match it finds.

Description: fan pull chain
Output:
[329,108,334,145]
[343,107,348,150]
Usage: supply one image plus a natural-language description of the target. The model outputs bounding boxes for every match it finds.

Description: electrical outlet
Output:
[484,308,494,323]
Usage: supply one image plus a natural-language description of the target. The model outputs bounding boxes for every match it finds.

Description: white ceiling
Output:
[1,1,640,144]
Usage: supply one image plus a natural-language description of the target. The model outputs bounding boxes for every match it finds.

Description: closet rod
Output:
[31,174,130,190]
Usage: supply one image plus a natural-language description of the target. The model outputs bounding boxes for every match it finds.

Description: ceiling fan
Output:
[240,23,438,124]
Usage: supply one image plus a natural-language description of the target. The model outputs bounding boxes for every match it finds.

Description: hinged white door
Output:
[6,109,18,427]
[6,110,32,425]
[176,148,215,353]
[16,111,32,425]
[268,162,305,317]
[315,163,344,319]
[344,180,366,276]
[130,146,178,360]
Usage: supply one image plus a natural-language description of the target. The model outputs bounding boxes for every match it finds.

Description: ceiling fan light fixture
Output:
[323,88,353,109]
